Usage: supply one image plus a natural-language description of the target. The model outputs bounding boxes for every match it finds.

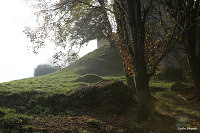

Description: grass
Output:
[1,76,199,132]
[0,107,32,132]
[0,63,177,117]
[0,71,86,93]
[0,45,124,94]
[0,46,126,119]
[152,88,200,128]
[0,45,200,132]
[149,80,175,89]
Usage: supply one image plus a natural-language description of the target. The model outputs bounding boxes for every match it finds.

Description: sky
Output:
[0,0,97,83]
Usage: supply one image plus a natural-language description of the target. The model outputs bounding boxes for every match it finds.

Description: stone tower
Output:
[97,37,110,48]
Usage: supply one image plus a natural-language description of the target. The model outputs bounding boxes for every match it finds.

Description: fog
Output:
[0,0,96,83]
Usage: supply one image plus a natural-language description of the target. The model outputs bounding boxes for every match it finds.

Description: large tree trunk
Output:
[135,71,151,119]
[113,0,137,97]
[127,0,151,120]
[98,0,138,98]
[125,74,137,97]
[185,24,200,101]
[188,58,200,101]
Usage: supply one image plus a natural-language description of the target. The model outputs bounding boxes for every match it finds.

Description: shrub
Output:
[34,64,59,77]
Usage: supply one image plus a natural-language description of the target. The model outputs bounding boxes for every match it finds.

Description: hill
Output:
[66,45,125,76]
[0,45,125,93]
[0,45,200,132]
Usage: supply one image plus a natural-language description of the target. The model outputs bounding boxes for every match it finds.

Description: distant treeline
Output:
[34,64,60,77]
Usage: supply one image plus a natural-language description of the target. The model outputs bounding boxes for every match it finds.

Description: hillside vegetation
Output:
[0,46,124,93]
[0,46,200,132]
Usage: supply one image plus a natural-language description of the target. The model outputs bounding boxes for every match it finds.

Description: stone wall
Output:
[97,37,110,48]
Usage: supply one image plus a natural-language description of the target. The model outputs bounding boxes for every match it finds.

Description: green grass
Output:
[1,44,199,131]
[175,107,200,117]
[0,68,175,116]
[0,107,32,132]
[0,46,125,117]
[0,70,86,93]
[0,45,124,94]
[152,88,200,127]
[150,80,175,89]
[103,76,126,82]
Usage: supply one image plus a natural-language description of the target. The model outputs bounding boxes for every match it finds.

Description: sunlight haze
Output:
[0,0,96,83]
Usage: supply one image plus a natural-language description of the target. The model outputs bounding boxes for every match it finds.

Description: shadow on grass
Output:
[150,86,166,93]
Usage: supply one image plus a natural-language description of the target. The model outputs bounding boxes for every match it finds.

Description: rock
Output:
[68,80,135,114]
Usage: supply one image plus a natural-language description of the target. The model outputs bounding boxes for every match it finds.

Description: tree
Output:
[164,0,200,101]
[110,0,179,119]
[70,8,110,46]
[25,0,179,120]
[34,64,59,77]
[52,50,79,67]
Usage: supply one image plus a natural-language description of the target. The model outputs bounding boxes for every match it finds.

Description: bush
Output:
[34,64,59,77]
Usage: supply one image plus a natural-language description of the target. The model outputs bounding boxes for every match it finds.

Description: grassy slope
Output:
[0,45,124,94]
[0,45,126,131]
[0,45,200,132]
[0,46,125,117]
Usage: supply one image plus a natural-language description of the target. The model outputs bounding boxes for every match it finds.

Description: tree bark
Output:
[185,24,200,101]
[125,74,136,96]
[113,0,137,97]
[127,0,151,120]
[135,72,151,120]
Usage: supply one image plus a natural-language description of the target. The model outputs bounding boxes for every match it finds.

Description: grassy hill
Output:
[0,45,200,132]
[66,45,124,76]
[0,45,125,93]
[0,45,127,132]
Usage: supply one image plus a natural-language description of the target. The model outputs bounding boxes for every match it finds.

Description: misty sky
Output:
[0,0,96,83]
